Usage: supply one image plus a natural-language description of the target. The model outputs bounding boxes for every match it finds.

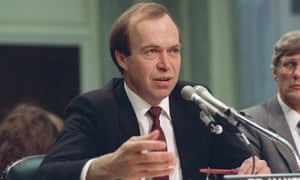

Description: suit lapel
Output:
[114,79,140,137]
[267,96,299,172]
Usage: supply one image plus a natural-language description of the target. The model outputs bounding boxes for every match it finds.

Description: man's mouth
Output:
[155,77,171,81]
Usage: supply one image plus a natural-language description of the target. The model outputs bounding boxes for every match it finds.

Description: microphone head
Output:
[181,85,195,101]
[194,85,230,113]
[194,85,208,94]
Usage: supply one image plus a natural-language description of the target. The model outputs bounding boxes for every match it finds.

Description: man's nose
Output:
[157,52,170,70]
[293,63,300,78]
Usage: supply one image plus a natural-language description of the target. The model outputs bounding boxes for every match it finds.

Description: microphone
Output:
[181,85,223,134]
[199,103,223,134]
[181,85,227,117]
[193,85,236,115]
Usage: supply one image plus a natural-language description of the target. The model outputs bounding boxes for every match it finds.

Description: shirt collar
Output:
[277,93,300,127]
[124,82,171,119]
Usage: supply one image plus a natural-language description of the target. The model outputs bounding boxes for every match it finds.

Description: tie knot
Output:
[148,106,162,120]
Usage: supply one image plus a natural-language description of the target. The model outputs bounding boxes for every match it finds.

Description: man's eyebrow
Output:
[141,45,160,49]
[282,57,300,61]
[171,44,182,48]
[140,44,181,51]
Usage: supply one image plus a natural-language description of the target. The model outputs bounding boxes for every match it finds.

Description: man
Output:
[240,30,300,173]
[34,2,269,180]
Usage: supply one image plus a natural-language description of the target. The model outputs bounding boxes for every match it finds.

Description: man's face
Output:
[117,15,181,105]
[274,53,300,109]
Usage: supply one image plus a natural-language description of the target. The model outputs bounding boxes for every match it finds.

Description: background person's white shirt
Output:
[277,93,300,155]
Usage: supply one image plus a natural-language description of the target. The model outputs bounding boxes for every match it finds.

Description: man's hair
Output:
[0,103,63,173]
[271,30,300,69]
[109,2,180,73]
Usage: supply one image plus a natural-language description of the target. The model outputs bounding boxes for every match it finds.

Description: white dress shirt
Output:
[80,82,182,180]
[277,93,300,155]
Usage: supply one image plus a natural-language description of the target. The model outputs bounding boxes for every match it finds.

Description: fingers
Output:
[137,166,175,179]
[133,152,177,178]
[238,156,270,174]
[119,135,177,167]
[100,131,177,179]
[89,147,177,179]
[137,151,177,166]
[130,130,160,141]
[124,130,167,152]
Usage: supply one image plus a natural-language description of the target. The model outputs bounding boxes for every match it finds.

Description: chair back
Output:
[1,154,44,180]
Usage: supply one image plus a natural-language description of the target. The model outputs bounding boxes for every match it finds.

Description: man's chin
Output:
[156,90,172,98]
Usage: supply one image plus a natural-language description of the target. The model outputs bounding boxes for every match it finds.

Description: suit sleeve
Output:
[34,95,103,180]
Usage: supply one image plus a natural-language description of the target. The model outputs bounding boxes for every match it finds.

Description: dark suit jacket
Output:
[240,95,300,173]
[34,78,251,180]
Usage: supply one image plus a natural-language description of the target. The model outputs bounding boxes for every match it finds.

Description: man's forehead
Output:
[282,52,300,60]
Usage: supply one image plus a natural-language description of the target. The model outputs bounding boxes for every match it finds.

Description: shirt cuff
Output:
[80,158,96,180]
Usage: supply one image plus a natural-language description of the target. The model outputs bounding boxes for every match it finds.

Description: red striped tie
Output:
[148,106,169,180]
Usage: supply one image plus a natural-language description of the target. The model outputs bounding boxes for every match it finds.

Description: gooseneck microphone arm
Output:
[229,109,300,172]
[181,85,257,166]
[194,85,300,172]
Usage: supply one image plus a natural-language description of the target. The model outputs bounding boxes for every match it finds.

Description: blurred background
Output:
[0,0,299,119]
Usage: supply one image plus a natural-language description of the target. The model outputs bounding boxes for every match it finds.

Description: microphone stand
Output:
[225,108,300,173]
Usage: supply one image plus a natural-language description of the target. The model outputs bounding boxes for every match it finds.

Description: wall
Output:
[1,0,299,109]
[0,0,101,93]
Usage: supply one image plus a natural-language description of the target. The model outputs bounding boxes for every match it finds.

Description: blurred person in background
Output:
[0,103,64,173]
[240,30,300,173]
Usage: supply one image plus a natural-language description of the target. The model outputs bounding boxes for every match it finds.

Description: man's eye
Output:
[168,48,180,58]
[144,49,159,60]
[283,62,297,68]
[147,49,158,54]
[172,48,180,54]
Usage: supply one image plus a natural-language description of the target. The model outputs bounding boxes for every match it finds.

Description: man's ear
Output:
[115,50,128,71]
[273,67,278,81]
